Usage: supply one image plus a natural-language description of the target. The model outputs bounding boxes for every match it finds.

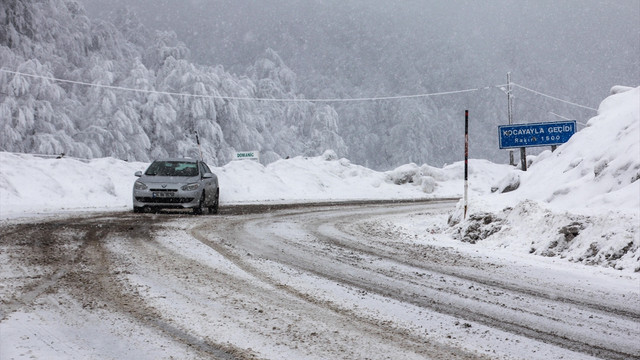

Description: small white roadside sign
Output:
[234,151,260,161]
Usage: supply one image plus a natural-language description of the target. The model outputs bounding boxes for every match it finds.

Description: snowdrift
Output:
[0,150,463,218]
[0,153,145,216]
[509,86,640,212]
[0,146,516,219]
[215,150,451,204]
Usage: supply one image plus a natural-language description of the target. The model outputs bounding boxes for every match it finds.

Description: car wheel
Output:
[193,191,205,215]
[208,189,219,214]
[133,206,144,213]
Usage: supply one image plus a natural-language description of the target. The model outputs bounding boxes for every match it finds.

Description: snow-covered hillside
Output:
[447,86,639,271]
[503,86,639,213]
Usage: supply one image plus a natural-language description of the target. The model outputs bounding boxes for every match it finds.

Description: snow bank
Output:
[385,160,513,196]
[0,151,460,219]
[1,149,516,220]
[505,86,640,213]
[0,153,146,216]
[216,154,438,204]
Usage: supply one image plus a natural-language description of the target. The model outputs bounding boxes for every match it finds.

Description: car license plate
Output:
[153,192,174,198]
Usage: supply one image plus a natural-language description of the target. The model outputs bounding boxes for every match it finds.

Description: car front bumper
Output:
[133,188,201,209]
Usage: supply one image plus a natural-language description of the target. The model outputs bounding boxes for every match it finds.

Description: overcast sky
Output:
[79,0,639,102]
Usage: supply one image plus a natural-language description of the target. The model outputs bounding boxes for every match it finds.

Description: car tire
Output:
[193,191,205,215]
[133,206,144,213]
[208,189,219,215]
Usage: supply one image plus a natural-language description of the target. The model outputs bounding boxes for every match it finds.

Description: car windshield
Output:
[145,161,199,177]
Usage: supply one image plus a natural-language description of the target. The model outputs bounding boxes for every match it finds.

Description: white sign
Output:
[234,151,260,161]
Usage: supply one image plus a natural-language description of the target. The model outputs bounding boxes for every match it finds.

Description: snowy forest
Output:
[0,0,346,166]
[1,0,638,168]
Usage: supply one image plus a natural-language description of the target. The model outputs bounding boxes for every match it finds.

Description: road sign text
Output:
[498,121,576,149]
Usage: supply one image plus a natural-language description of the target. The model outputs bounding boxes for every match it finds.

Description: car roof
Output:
[153,158,199,163]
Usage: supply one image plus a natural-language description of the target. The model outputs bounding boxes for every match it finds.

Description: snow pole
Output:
[464,110,469,219]
[195,131,203,160]
[507,72,514,166]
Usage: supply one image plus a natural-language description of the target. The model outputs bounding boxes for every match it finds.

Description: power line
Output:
[1,68,600,113]
[0,68,503,103]
[1,69,266,102]
[511,82,598,112]
[514,95,589,127]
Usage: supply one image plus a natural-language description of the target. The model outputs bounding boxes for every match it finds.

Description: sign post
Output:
[520,148,527,171]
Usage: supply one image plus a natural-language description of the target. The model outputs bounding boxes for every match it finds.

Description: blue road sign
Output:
[498,121,577,149]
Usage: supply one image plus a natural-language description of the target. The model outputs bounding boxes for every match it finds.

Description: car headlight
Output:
[134,181,148,190]
[181,183,199,191]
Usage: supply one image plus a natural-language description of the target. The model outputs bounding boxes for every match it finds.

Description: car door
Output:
[199,161,215,205]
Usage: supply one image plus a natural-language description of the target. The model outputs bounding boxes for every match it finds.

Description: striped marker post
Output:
[464,110,469,219]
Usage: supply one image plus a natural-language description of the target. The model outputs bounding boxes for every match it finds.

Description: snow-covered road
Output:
[1,201,638,359]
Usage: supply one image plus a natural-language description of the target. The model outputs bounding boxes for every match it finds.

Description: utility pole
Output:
[507,72,515,166]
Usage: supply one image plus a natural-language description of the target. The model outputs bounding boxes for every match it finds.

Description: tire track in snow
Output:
[195,202,639,360]
[0,214,255,360]
[191,208,487,360]
[303,206,640,360]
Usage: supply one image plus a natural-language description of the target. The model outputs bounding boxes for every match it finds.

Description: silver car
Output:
[132,158,219,214]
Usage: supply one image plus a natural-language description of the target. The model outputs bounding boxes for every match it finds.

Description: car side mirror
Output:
[202,172,213,179]
[135,171,143,177]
